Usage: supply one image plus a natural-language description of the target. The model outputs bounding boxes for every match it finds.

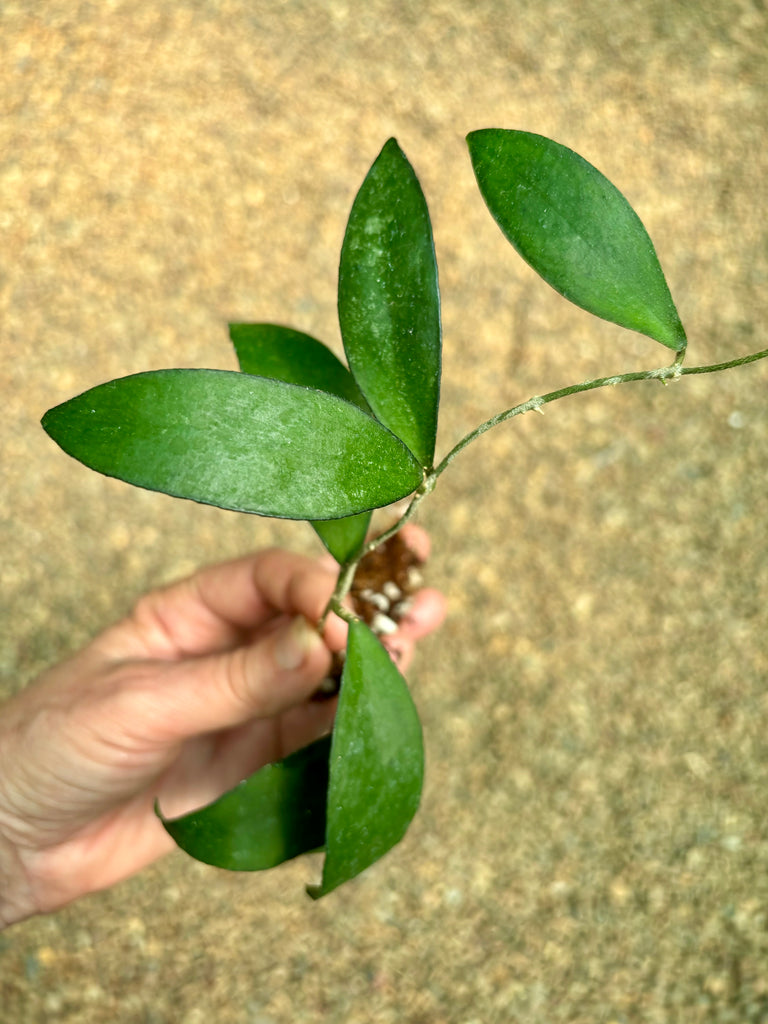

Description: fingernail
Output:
[274,616,321,670]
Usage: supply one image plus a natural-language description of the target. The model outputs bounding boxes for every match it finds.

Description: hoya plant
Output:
[42,130,767,898]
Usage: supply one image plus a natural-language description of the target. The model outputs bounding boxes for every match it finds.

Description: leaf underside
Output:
[42,369,422,521]
[467,129,687,352]
[339,137,442,468]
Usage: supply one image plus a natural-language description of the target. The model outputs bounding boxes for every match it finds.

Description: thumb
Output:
[140,615,333,742]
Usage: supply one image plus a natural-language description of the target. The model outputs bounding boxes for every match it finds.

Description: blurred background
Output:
[2,2,767,1021]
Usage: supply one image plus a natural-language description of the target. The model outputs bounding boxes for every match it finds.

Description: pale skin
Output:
[0,525,446,930]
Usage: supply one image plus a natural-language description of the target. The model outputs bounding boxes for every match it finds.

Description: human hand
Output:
[0,525,445,928]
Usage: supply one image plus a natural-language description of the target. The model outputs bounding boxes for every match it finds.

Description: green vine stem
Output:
[319,345,768,635]
[317,481,432,631]
[318,558,359,632]
[433,346,768,478]
[360,474,436,557]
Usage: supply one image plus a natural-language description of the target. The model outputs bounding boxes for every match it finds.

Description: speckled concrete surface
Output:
[2,2,768,1021]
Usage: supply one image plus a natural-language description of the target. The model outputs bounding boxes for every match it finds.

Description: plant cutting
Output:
[41,130,768,899]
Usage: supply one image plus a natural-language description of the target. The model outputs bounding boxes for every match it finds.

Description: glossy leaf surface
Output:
[42,369,422,520]
[339,138,442,467]
[309,620,424,898]
[230,323,371,561]
[467,129,687,351]
[157,736,331,870]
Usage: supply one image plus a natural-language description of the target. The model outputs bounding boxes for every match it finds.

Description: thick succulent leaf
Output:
[339,138,442,468]
[229,322,370,411]
[230,323,372,561]
[467,129,687,352]
[308,620,424,898]
[41,369,422,520]
[156,735,331,870]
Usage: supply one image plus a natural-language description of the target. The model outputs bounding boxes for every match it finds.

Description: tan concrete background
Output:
[2,1,768,1021]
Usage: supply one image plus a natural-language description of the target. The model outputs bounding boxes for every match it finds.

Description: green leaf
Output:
[157,735,331,870]
[310,513,370,564]
[229,322,371,411]
[309,620,424,898]
[467,129,687,352]
[230,323,371,561]
[42,369,423,520]
[339,138,442,468]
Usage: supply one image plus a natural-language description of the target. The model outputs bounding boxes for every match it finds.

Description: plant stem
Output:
[318,475,435,631]
[673,347,768,375]
[359,474,435,559]
[318,343,767,634]
[319,556,360,632]
[433,346,768,479]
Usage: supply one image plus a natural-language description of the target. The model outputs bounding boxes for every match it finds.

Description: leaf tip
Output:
[649,312,687,353]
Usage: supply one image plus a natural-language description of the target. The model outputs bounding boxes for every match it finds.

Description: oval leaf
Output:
[308,620,424,898]
[230,323,371,561]
[42,369,423,520]
[467,129,687,352]
[157,735,331,870]
[339,138,442,468]
[229,322,370,411]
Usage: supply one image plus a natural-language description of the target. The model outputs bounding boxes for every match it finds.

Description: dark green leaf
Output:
[230,323,372,561]
[310,513,370,564]
[339,138,442,468]
[229,322,370,411]
[467,129,687,352]
[157,735,331,870]
[308,620,424,898]
[42,370,422,520]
